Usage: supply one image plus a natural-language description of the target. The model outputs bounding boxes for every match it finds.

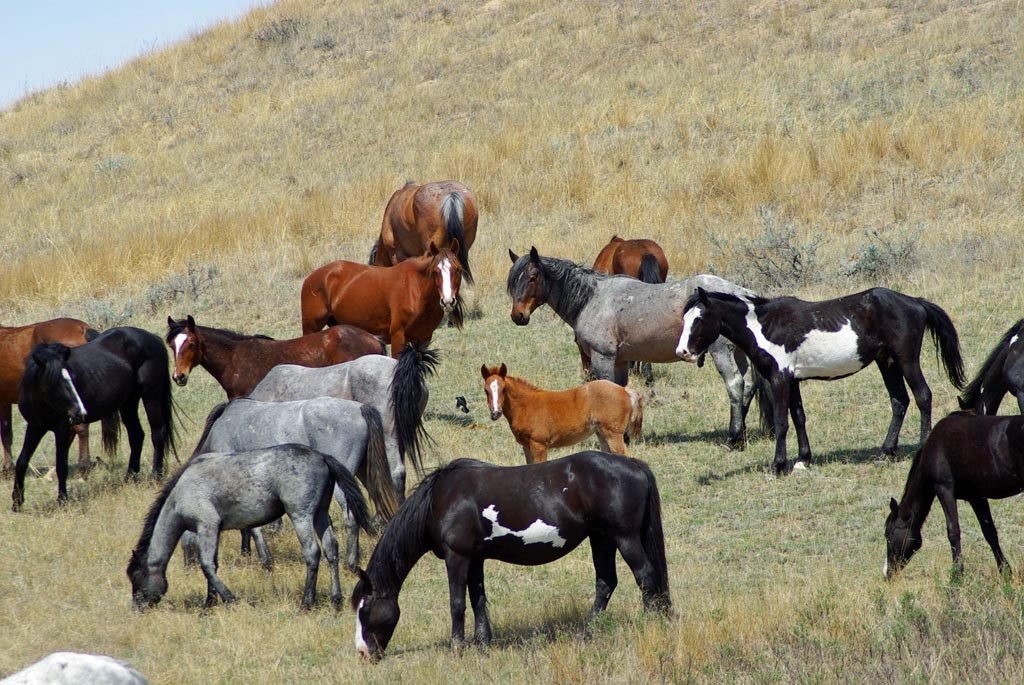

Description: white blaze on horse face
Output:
[439,257,454,305]
[488,379,502,418]
[61,369,87,417]
[744,303,864,379]
[354,598,370,658]
[1011,334,1020,347]
[481,504,567,548]
[675,305,703,361]
[172,333,188,359]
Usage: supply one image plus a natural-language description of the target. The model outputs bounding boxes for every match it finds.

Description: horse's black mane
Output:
[20,343,69,403]
[959,318,1024,409]
[366,458,491,594]
[682,288,763,312]
[165,319,274,344]
[507,254,607,324]
[127,462,191,571]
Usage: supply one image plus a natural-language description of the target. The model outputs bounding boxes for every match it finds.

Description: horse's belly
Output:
[790,325,865,380]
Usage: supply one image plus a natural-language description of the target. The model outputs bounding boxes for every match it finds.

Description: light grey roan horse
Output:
[507,247,768,448]
[247,343,438,503]
[128,444,372,609]
[191,397,398,568]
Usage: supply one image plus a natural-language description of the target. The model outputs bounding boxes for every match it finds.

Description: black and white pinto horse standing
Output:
[507,247,767,449]
[959,318,1024,415]
[676,287,966,474]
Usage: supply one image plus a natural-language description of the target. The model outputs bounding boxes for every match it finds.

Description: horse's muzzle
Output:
[511,311,530,326]
[490,410,502,421]
[68,412,86,426]
[173,373,189,387]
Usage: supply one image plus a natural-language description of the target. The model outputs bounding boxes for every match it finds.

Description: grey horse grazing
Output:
[192,398,398,568]
[128,444,373,609]
[247,343,438,503]
[507,247,768,448]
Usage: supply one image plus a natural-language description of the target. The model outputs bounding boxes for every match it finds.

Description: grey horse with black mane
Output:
[247,343,438,503]
[128,444,373,609]
[507,247,768,448]
[191,397,398,569]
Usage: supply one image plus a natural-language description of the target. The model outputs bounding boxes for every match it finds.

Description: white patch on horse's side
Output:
[675,305,704,359]
[488,379,501,415]
[61,369,87,416]
[172,333,189,358]
[354,598,369,654]
[745,304,864,379]
[482,504,566,547]
[439,257,454,302]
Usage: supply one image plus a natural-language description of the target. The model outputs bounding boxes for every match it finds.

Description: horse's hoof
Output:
[791,461,809,472]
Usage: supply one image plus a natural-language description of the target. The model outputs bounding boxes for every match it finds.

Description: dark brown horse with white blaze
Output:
[885,411,1024,579]
[351,452,670,661]
[1,318,99,477]
[165,315,384,399]
[370,180,477,284]
[300,244,464,358]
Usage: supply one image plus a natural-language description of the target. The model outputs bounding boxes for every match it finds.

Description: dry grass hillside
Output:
[2,1,1024,683]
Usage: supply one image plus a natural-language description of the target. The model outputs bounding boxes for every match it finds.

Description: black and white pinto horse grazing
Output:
[959,318,1024,415]
[191,397,398,569]
[351,451,671,661]
[128,444,372,609]
[676,287,966,475]
[247,343,438,502]
[12,327,177,511]
[507,247,767,449]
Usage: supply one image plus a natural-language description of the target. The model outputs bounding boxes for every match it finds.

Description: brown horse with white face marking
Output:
[166,316,384,399]
[0,318,99,476]
[301,244,464,358]
[481,363,643,464]
[370,181,477,284]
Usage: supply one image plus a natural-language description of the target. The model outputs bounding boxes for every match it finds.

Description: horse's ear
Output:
[167,316,175,328]
[508,249,519,263]
[186,315,196,330]
[427,242,440,256]
[889,497,898,514]
[499,363,507,377]
[696,287,709,304]
[480,364,490,380]
[450,238,460,257]
[529,246,541,264]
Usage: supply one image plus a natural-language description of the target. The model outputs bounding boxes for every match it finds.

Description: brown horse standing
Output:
[166,316,384,399]
[370,180,477,284]
[481,363,643,464]
[592,235,669,283]
[301,244,463,358]
[1,318,98,475]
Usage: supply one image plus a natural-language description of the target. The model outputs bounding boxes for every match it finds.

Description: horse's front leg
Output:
[788,382,812,469]
[935,487,963,576]
[468,558,491,645]
[196,523,235,606]
[968,498,1009,575]
[11,425,47,512]
[445,555,470,647]
[770,380,791,475]
[521,441,547,464]
[53,427,74,504]
[589,353,627,387]
[709,339,748,449]
[1,403,14,475]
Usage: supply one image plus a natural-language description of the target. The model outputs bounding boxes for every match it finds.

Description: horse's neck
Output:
[713,298,764,357]
[499,380,536,422]
[367,525,429,597]
[196,332,246,383]
[898,458,934,530]
[544,265,597,326]
[144,504,185,573]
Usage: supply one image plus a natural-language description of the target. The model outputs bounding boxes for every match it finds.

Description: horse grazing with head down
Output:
[13,327,177,511]
[370,180,477,284]
[677,287,966,475]
[1,318,99,476]
[351,452,670,660]
[884,411,1024,579]
[958,318,1024,415]
[165,315,383,399]
[481,363,642,464]
[300,244,463,357]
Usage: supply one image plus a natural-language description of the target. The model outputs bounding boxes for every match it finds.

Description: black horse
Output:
[959,318,1024,415]
[884,411,1024,578]
[350,451,671,660]
[676,287,966,474]
[12,327,177,510]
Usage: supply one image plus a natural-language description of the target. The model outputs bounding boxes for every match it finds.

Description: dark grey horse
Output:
[192,397,398,568]
[247,343,438,502]
[507,247,767,448]
[128,444,373,609]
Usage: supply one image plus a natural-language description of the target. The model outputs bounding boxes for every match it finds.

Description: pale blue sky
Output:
[0,0,268,109]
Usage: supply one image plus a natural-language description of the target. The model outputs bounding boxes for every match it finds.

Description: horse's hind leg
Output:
[788,383,812,469]
[587,535,618,621]
[597,428,627,456]
[250,527,272,570]
[291,515,322,609]
[119,404,146,478]
[968,498,1011,575]
[72,423,91,477]
[1,403,13,474]
[898,360,933,448]
[615,534,664,612]
[444,555,470,646]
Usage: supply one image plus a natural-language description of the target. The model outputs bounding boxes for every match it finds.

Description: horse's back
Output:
[923,413,1024,498]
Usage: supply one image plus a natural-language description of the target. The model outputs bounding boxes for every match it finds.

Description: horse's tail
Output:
[191,402,228,457]
[959,318,1024,412]
[368,239,380,266]
[390,343,439,477]
[323,454,375,535]
[84,327,101,341]
[158,368,179,466]
[101,414,120,456]
[635,459,671,611]
[637,254,663,284]
[624,387,644,442]
[753,364,776,437]
[441,191,473,285]
[919,298,967,391]
[360,404,399,522]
